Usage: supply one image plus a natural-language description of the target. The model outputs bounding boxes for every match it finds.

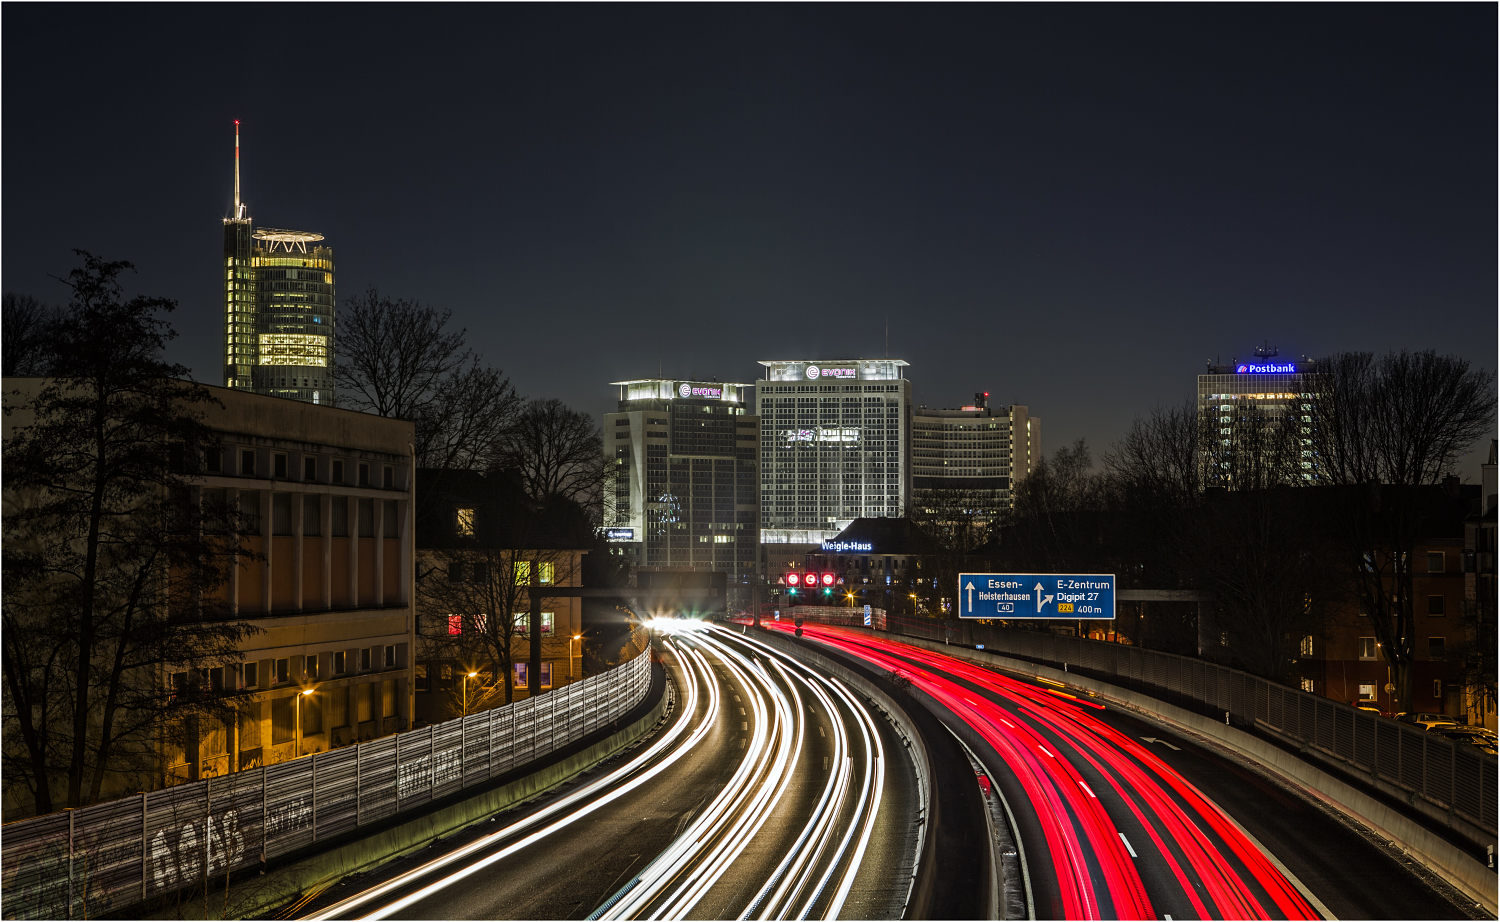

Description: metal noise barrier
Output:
[0,649,653,921]
[789,609,1497,844]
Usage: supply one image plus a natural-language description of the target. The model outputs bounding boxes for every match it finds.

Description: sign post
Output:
[958,573,1116,620]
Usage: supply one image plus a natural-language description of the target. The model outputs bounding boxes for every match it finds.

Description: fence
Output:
[789,609,1497,842]
[0,649,653,921]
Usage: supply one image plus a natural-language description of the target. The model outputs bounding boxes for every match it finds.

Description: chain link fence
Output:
[0,649,652,921]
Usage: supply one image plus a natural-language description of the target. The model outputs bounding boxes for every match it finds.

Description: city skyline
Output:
[3,5,1493,478]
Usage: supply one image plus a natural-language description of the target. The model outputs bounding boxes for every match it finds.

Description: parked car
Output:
[1430,726,1499,755]
[1395,712,1459,730]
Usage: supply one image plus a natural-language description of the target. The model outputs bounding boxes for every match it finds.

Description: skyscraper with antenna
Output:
[221,121,337,404]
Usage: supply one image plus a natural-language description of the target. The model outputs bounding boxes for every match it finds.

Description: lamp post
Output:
[295,687,315,757]
[463,671,478,715]
[570,634,581,682]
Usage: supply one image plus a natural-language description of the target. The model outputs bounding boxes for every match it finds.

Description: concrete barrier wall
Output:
[829,629,1499,916]
[137,666,671,921]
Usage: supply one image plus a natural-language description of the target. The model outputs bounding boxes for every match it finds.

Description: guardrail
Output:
[786,609,1497,844]
[0,649,652,921]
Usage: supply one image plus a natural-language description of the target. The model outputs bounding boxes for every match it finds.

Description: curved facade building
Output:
[250,232,335,405]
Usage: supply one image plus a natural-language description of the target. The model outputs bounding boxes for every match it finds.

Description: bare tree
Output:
[333,288,520,474]
[2,253,258,815]
[1311,350,1495,712]
[1105,402,1340,673]
[419,547,578,709]
[2,293,59,376]
[504,399,607,513]
[1104,400,1203,507]
[1007,439,1118,574]
[333,288,467,418]
[908,486,1004,616]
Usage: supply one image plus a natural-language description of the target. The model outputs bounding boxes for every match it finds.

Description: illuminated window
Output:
[1300,635,1314,657]
[514,612,554,635]
[1300,678,1315,693]
[457,507,475,536]
[448,615,462,635]
[1358,637,1376,660]
[513,663,527,687]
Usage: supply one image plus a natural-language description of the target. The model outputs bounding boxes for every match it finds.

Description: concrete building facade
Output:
[178,388,415,779]
[912,392,1038,516]
[756,359,912,547]
[603,379,759,604]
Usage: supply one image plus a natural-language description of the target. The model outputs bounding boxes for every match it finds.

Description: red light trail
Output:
[771,623,1320,921]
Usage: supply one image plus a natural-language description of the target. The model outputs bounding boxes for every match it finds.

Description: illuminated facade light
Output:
[257,333,331,367]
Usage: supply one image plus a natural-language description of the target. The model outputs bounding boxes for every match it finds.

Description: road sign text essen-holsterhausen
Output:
[959,573,1116,620]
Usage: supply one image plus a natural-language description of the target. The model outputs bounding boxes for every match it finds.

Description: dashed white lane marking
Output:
[1079,781,1096,798]
[1119,832,1138,858]
[1038,746,1054,758]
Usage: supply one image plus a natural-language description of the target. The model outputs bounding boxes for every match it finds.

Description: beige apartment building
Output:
[180,386,416,779]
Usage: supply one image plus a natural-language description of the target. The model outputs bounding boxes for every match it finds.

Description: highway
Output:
[778,622,1480,921]
[296,623,918,920]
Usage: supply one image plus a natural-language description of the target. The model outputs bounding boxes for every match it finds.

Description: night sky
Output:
[5,6,1495,476]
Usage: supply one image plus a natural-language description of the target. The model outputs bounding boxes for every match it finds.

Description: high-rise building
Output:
[1198,349,1321,486]
[756,359,912,546]
[221,122,336,405]
[912,392,1038,517]
[602,379,760,600]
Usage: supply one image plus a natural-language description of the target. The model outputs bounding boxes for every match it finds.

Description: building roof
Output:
[826,517,940,556]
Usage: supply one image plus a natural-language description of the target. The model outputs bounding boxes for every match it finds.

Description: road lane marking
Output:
[1119,833,1137,858]
[1078,781,1096,798]
[1140,736,1181,750]
[1038,746,1054,758]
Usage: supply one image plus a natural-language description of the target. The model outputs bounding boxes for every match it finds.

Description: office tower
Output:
[911,392,1038,516]
[603,379,760,597]
[1198,348,1322,486]
[221,122,336,405]
[756,359,912,545]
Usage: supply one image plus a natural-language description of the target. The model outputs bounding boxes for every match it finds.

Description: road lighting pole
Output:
[295,687,314,757]
[570,634,581,682]
[463,671,478,715]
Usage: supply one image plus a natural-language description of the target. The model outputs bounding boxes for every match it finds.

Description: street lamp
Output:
[463,671,478,715]
[570,634,581,682]
[295,687,315,757]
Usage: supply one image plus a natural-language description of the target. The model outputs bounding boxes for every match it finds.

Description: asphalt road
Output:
[294,625,919,920]
[785,624,1483,922]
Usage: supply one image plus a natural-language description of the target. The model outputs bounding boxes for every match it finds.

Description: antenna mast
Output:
[234,120,242,219]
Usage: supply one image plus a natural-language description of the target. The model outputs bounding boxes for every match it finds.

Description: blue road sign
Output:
[863,604,872,626]
[958,573,1116,619]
